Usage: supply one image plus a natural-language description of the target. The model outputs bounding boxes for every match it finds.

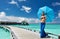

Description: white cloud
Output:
[57,10,60,17]
[9,0,17,4]
[52,12,60,23]
[5,8,9,10]
[53,11,60,20]
[0,12,8,21]
[58,13,60,17]
[52,2,60,6]
[9,0,20,8]
[21,6,31,13]
[7,16,39,23]
[56,2,60,5]
[18,0,26,2]
[58,10,60,12]
[0,12,6,17]
[28,18,40,23]
[9,0,27,8]
[0,11,39,23]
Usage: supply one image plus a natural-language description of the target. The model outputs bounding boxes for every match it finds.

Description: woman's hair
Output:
[42,11,45,16]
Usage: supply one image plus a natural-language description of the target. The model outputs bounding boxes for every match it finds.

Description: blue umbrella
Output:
[37,6,55,22]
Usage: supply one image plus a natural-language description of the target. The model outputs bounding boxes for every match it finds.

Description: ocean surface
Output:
[12,23,60,39]
[0,27,10,39]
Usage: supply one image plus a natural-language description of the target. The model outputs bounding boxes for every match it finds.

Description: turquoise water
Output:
[0,27,10,39]
[12,24,60,39]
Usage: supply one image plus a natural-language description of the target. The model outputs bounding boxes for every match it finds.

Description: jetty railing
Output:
[0,25,18,39]
[7,27,18,39]
[6,26,60,39]
[0,25,59,39]
[21,27,60,39]
[47,32,60,39]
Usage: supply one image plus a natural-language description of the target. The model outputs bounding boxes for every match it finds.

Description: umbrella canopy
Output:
[37,6,55,22]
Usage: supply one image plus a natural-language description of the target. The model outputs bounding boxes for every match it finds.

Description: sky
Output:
[0,0,60,23]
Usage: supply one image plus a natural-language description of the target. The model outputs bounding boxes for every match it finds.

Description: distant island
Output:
[0,21,29,25]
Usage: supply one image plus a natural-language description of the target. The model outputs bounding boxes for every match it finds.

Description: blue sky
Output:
[0,0,60,18]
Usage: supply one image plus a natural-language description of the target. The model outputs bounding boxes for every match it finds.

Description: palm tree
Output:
[21,20,29,25]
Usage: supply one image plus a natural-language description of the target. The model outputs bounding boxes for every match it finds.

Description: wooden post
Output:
[34,30,36,32]
[58,36,60,39]
[28,29,29,30]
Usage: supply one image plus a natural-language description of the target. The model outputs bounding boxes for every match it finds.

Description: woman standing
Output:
[40,12,47,38]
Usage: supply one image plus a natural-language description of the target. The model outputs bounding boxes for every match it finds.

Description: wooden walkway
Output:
[8,26,52,39]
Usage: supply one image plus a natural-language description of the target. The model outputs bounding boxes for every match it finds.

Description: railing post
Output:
[58,36,60,39]
[34,30,36,32]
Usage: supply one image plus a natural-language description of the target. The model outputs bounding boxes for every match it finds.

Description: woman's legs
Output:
[41,23,47,38]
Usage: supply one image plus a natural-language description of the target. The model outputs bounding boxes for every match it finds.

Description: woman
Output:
[40,12,47,38]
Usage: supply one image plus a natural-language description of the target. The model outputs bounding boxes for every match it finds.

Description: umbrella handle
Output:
[45,13,47,15]
[45,13,52,22]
